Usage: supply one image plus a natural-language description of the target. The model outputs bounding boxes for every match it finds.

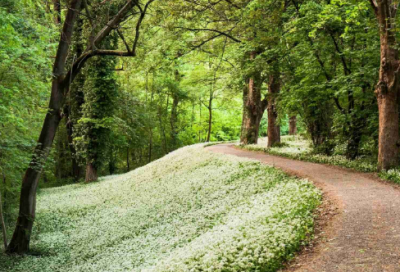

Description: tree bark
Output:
[206,94,213,142]
[6,0,82,254]
[289,116,297,135]
[85,162,98,182]
[65,112,82,181]
[170,93,179,149]
[240,52,266,145]
[0,185,7,250]
[267,72,281,147]
[126,147,130,172]
[371,0,400,170]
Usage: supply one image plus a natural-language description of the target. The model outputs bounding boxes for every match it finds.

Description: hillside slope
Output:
[1,144,320,272]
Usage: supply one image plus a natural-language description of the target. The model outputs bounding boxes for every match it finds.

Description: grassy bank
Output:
[240,136,400,184]
[1,144,321,272]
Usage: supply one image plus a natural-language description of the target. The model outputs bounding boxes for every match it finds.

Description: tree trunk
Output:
[346,128,362,160]
[6,0,82,254]
[126,147,130,172]
[372,0,400,170]
[170,93,179,149]
[240,52,266,145]
[0,184,7,250]
[267,72,281,147]
[65,113,82,181]
[2,173,6,214]
[207,96,213,142]
[148,129,152,163]
[85,162,98,182]
[289,116,297,135]
[199,99,202,142]
[53,0,61,24]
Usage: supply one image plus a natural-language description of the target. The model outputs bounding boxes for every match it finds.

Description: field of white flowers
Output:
[241,136,400,184]
[242,136,377,172]
[1,144,321,272]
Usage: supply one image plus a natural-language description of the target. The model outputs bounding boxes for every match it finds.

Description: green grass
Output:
[240,136,400,184]
[0,144,321,272]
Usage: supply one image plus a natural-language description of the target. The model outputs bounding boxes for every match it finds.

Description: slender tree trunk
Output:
[127,147,130,172]
[109,158,116,175]
[199,99,202,142]
[289,116,297,135]
[85,162,98,182]
[158,111,168,154]
[6,0,82,254]
[148,129,153,163]
[267,72,281,147]
[0,187,7,250]
[53,0,61,24]
[170,93,179,149]
[0,173,7,250]
[2,173,6,213]
[346,125,363,160]
[207,96,213,142]
[65,113,82,181]
[372,0,400,170]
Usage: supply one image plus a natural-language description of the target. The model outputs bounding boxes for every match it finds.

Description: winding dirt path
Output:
[207,144,400,272]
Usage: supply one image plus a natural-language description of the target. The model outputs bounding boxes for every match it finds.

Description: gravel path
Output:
[207,144,400,272]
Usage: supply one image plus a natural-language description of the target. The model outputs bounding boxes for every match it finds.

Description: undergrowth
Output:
[240,136,400,184]
[0,144,321,272]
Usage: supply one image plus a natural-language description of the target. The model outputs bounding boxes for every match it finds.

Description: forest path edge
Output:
[206,144,400,272]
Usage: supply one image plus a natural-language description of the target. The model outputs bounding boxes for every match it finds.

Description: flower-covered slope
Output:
[1,144,320,272]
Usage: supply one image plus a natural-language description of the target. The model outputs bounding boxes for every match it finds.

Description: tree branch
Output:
[117,28,131,53]
[62,49,133,88]
[91,0,139,50]
[175,27,241,43]
[369,0,378,16]
[132,0,155,55]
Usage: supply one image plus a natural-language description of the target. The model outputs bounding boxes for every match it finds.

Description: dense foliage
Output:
[0,0,56,218]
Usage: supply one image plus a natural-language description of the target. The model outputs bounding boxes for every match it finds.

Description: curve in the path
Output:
[207,144,400,272]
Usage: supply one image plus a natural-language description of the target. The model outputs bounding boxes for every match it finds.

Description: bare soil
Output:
[207,144,400,272]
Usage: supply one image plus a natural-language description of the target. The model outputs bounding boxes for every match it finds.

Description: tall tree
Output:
[240,52,267,145]
[7,0,155,253]
[369,0,400,170]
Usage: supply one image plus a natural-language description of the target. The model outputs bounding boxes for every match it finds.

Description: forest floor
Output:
[1,144,321,272]
[207,144,400,271]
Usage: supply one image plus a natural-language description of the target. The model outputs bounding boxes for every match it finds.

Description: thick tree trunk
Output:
[372,0,400,170]
[85,162,98,182]
[6,0,82,254]
[267,72,281,147]
[240,52,266,145]
[7,99,64,253]
[289,116,297,135]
